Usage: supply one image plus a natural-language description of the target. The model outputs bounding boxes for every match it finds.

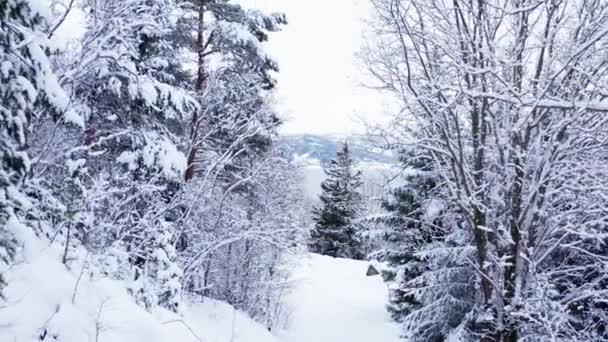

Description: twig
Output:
[48,0,77,39]
[94,299,109,342]
[162,319,204,342]
[71,253,89,304]
[62,222,71,265]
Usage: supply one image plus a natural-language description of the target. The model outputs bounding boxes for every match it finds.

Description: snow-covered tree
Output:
[379,154,441,319]
[0,0,75,295]
[159,1,301,325]
[178,149,306,328]
[364,0,608,340]
[182,0,286,181]
[377,152,476,341]
[27,0,197,311]
[309,142,364,260]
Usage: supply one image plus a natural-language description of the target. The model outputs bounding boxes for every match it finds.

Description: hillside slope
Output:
[280,134,397,198]
[280,134,395,166]
[0,226,279,342]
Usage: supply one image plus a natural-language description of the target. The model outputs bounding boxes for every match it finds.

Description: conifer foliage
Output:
[380,155,442,320]
[309,142,364,260]
[378,153,475,341]
[0,0,73,295]
[0,0,305,330]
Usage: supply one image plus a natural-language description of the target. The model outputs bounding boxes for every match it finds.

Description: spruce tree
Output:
[309,142,364,260]
[380,154,443,322]
[379,153,476,341]
[0,0,73,295]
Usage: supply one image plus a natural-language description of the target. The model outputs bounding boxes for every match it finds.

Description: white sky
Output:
[241,0,388,136]
[56,0,388,136]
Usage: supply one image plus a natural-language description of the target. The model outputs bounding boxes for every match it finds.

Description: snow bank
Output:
[0,226,278,342]
[280,253,401,342]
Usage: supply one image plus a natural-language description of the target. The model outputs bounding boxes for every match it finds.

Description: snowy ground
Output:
[1,227,400,342]
[280,253,402,342]
[0,226,278,342]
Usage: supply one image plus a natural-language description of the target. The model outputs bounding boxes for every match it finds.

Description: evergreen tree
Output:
[380,156,439,322]
[0,0,73,295]
[378,153,476,341]
[309,142,364,260]
[31,0,197,311]
[379,154,444,331]
[182,0,286,181]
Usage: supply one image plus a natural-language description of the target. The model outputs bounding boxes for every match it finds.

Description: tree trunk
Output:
[501,5,530,340]
[185,0,207,181]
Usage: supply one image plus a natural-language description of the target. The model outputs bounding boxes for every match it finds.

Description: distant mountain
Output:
[278,134,397,197]
[278,134,396,166]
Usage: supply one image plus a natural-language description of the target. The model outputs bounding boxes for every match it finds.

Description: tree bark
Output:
[502,4,530,341]
[185,0,208,181]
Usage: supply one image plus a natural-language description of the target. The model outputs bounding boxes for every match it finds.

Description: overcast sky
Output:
[241,0,388,136]
[57,0,387,136]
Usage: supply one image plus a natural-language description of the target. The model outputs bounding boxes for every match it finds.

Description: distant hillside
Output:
[278,134,397,197]
[278,134,396,166]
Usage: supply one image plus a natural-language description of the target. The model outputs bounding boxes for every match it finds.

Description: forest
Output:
[1,0,608,342]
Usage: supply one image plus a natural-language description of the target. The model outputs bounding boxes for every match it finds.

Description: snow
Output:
[138,79,159,106]
[116,133,187,178]
[1,209,402,342]
[280,253,401,342]
[0,226,279,342]
[117,151,139,171]
[425,198,444,221]
[26,0,53,20]
[26,38,84,127]
[66,158,86,175]
[171,300,278,342]
[142,134,187,179]
[219,21,270,61]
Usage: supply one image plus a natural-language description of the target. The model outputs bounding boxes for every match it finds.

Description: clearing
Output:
[281,253,402,342]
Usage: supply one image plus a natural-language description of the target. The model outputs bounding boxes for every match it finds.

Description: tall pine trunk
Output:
[185,0,207,181]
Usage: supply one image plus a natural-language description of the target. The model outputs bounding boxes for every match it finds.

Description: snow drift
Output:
[0,225,279,342]
[280,253,401,342]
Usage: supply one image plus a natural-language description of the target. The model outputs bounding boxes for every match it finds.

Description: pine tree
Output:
[309,142,364,260]
[183,0,287,181]
[0,0,73,296]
